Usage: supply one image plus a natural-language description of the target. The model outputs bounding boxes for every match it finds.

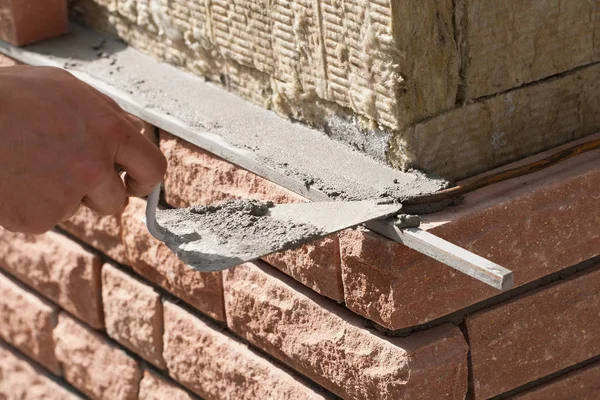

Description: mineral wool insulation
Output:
[70,0,459,132]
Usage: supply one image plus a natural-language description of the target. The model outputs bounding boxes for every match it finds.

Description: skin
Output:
[0,66,167,234]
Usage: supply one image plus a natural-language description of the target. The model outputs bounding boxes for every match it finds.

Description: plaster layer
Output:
[69,0,458,131]
[461,0,600,98]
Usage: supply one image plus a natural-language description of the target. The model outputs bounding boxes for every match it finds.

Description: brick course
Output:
[0,272,60,375]
[60,205,128,265]
[102,263,165,369]
[341,145,600,330]
[160,131,344,301]
[0,343,81,400]
[466,265,600,399]
[0,228,104,329]
[53,313,142,400]
[121,197,225,321]
[224,262,469,400]
[513,361,600,400]
[138,369,197,400]
[162,301,329,400]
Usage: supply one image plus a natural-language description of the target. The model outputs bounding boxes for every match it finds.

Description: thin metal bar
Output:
[0,39,514,291]
[366,219,514,290]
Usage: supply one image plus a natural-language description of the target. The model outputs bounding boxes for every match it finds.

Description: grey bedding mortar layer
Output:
[155,199,324,271]
[11,25,450,204]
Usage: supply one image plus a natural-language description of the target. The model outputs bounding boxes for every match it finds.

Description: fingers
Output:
[113,127,167,196]
[82,169,127,215]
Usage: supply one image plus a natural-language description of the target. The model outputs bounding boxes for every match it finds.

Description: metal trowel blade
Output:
[145,187,401,272]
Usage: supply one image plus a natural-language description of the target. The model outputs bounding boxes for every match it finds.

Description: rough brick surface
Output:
[0,272,60,375]
[138,370,197,400]
[160,131,305,207]
[54,313,142,400]
[513,361,600,400]
[0,0,68,45]
[0,228,104,329]
[224,262,469,400]
[160,131,344,301]
[262,235,342,301]
[461,0,600,98]
[121,197,225,321]
[341,147,600,330]
[163,301,328,400]
[467,266,600,399]
[0,343,82,400]
[390,63,600,179]
[102,263,165,368]
[60,205,128,265]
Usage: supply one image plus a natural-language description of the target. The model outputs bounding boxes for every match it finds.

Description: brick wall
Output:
[1,7,600,398]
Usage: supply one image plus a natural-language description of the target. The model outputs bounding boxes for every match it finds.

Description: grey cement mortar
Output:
[12,25,450,203]
[155,199,324,271]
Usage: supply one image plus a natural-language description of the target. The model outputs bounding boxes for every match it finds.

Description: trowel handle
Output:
[145,184,167,241]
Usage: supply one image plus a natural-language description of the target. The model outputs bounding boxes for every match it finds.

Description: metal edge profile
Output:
[0,39,514,291]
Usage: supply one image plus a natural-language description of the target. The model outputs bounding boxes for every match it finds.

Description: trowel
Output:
[144,184,403,272]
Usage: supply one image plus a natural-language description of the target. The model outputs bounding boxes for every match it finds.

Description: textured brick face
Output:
[160,131,344,300]
[162,301,328,400]
[513,361,600,400]
[160,131,305,208]
[467,266,600,399]
[101,263,165,369]
[0,0,68,45]
[138,370,196,400]
[341,150,600,330]
[121,197,225,321]
[53,313,142,400]
[60,205,128,265]
[0,228,104,329]
[224,262,469,400]
[0,272,60,375]
[0,343,82,400]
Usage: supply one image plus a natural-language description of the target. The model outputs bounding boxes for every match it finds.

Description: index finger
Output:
[113,121,167,192]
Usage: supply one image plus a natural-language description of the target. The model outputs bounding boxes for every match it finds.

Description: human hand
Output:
[0,66,167,233]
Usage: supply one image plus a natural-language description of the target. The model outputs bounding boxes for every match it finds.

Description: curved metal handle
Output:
[145,184,167,241]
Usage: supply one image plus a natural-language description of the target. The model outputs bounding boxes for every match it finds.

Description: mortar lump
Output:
[158,199,324,256]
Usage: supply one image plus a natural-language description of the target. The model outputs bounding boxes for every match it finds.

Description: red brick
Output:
[0,228,103,329]
[0,272,60,375]
[121,197,225,321]
[0,343,82,400]
[162,301,328,400]
[160,131,344,301]
[53,313,142,400]
[0,0,68,46]
[466,265,600,399]
[101,263,165,369]
[224,262,469,400]
[341,142,600,330]
[513,361,600,400]
[138,369,197,400]
[160,131,305,207]
[263,235,342,301]
[60,205,128,265]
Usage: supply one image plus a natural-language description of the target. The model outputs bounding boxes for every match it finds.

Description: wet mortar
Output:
[155,199,324,271]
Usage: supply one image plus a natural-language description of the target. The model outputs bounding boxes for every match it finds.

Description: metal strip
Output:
[0,39,514,291]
